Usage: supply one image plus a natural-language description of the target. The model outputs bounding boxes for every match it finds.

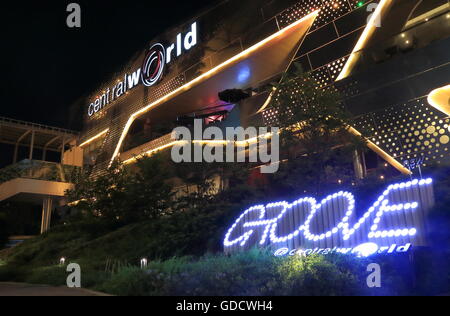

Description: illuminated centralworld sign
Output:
[223,179,435,258]
[88,22,198,117]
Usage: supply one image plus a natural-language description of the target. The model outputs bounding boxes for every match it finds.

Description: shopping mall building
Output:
[76,0,450,174]
[0,0,449,235]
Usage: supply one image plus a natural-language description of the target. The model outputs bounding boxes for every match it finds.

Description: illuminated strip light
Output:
[257,95,407,174]
[192,133,275,146]
[336,0,392,81]
[347,125,412,175]
[427,85,450,116]
[109,11,320,166]
[177,133,275,148]
[192,140,231,145]
[122,141,186,165]
[272,119,410,176]
[404,3,450,29]
[122,134,277,165]
[79,129,109,148]
[121,124,409,177]
[256,88,276,114]
[68,199,87,207]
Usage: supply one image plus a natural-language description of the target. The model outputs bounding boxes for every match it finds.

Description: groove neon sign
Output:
[224,179,434,255]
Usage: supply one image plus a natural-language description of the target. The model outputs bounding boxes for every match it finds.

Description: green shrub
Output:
[2,166,449,295]
[23,264,110,289]
[1,248,441,296]
[158,250,283,296]
[2,199,243,270]
[5,219,122,268]
[98,250,282,296]
[0,265,28,282]
[97,267,154,296]
[277,254,361,296]
[25,266,67,286]
[97,250,409,296]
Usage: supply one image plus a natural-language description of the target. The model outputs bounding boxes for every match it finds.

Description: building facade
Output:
[77,0,450,176]
[2,0,449,239]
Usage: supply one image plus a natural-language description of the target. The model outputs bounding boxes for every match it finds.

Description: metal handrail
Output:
[0,116,79,136]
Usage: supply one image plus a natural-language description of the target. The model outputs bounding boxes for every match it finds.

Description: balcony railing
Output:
[0,160,80,185]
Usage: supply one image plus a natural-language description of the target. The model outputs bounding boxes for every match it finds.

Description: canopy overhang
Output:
[428,85,450,116]
[0,117,79,153]
[112,11,320,163]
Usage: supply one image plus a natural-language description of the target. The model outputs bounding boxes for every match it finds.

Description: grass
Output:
[0,245,433,296]
[87,250,377,296]
[3,207,231,271]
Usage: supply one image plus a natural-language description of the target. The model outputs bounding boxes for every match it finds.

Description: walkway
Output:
[0,282,109,296]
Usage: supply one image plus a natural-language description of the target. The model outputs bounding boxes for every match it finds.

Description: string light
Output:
[224,179,433,251]
[303,192,355,242]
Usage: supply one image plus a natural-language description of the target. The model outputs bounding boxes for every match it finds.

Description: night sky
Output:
[0,0,214,130]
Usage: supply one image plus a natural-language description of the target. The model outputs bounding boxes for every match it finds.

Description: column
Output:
[60,136,66,164]
[29,131,35,161]
[40,197,53,234]
[353,150,366,180]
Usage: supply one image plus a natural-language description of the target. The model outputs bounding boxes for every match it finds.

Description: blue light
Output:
[352,243,379,257]
[274,243,413,258]
[237,66,251,83]
[274,248,290,257]
[224,178,433,252]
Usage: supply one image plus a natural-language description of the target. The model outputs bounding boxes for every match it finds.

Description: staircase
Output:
[0,160,77,202]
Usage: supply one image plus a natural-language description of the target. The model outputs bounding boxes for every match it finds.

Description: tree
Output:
[66,155,173,224]
[66,161,131,222]
[124,154,173,222]
[267,64,366,197]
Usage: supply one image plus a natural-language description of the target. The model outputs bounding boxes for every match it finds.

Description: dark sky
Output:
[0,0,214,130]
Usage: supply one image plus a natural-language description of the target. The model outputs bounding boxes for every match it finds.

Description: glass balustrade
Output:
[0,160,80,185]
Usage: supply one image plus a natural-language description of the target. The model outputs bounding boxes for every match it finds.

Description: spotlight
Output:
[218,89,251,103]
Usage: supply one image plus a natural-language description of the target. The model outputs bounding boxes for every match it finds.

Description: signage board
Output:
[88,22,198,117]
[224,179,435,257]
